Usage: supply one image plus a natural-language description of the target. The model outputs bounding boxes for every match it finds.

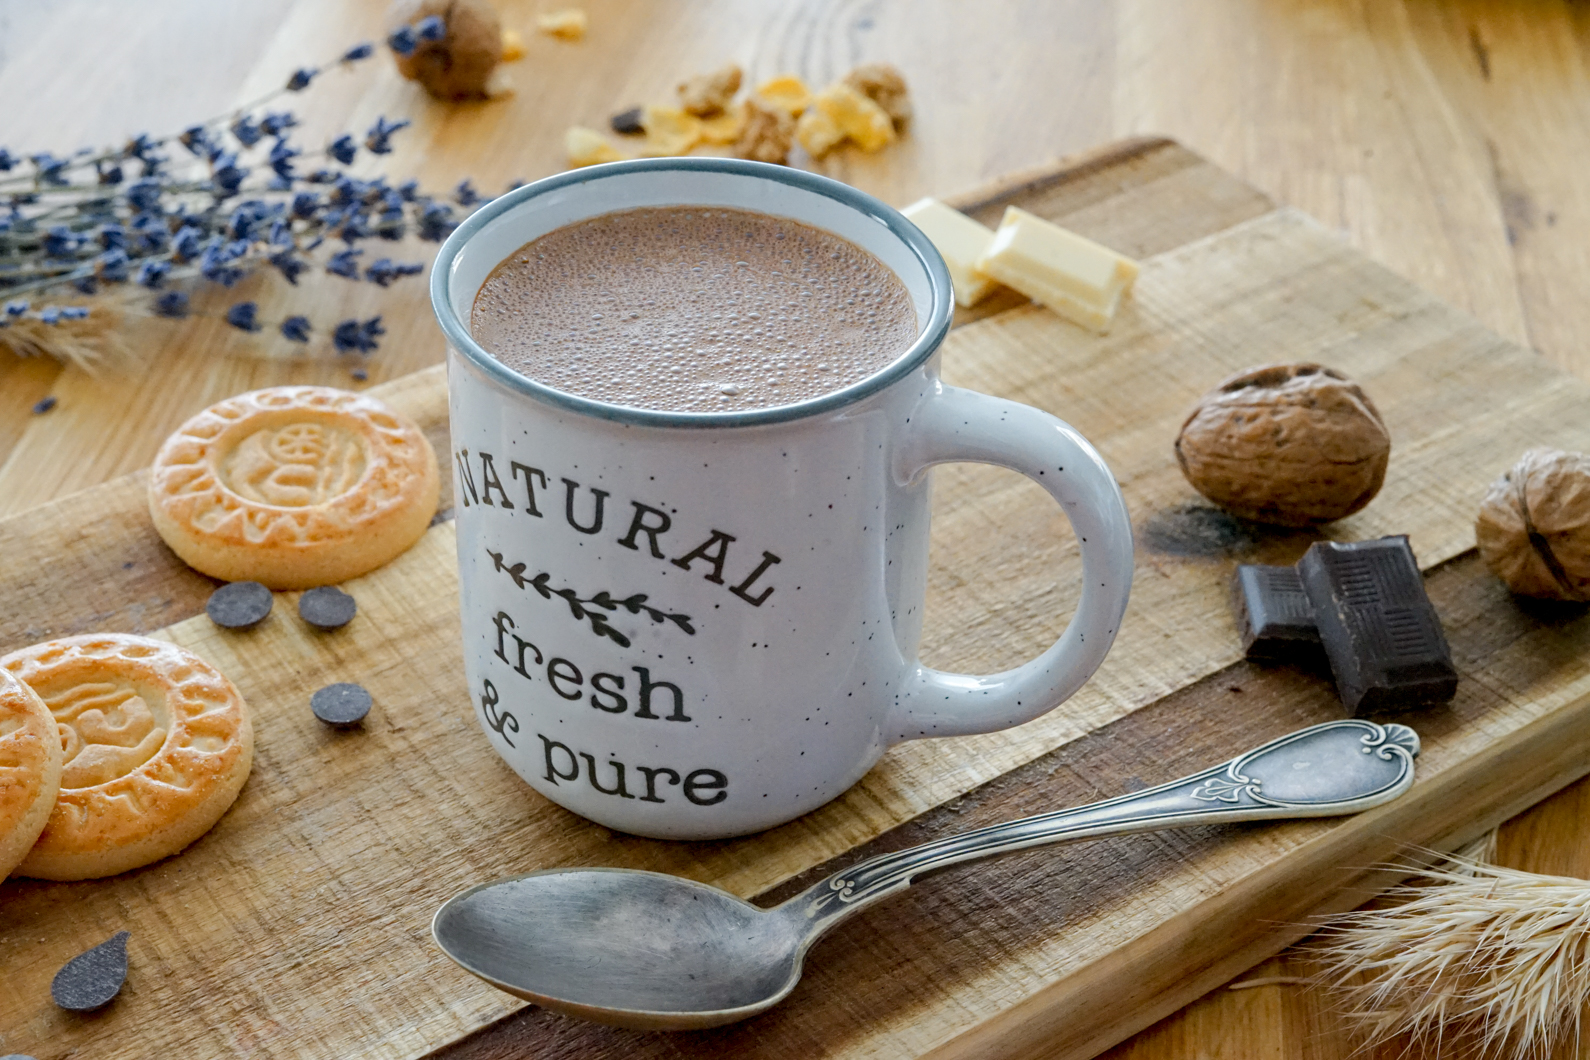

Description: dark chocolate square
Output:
[1233,564,1322,659]
[1296,536,1459,713]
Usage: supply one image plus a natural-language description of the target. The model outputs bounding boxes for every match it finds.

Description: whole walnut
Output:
[1475,448,1590,601]
[1174,363,1391,526]
[387,0,503,100]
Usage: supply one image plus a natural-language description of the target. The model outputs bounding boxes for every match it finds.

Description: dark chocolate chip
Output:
[299,586,357,630]
[206,581,273,629]
[1297,536,1459,713]
[32,396,57,415]
[51,931,129,1011]
[312,682,372,727]
[610,107,644,135]
[1233,563,1322,659]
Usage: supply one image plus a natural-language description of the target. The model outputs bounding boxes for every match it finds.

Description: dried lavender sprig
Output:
[0,41,380,192]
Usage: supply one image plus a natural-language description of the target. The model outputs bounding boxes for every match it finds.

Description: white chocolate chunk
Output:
[901,198,999,308]
[975,206,1139,331]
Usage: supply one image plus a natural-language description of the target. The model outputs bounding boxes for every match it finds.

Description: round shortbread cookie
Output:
[148,386,440,590]
[2,634,253,881]
[0,667,63,880]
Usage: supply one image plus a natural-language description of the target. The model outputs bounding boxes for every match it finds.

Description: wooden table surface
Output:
[2,2,1588,1056]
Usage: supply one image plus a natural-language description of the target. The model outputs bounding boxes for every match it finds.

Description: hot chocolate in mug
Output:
[432,158,1134,839]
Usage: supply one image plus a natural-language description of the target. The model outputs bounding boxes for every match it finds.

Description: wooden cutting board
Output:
[3,138,1590,1060]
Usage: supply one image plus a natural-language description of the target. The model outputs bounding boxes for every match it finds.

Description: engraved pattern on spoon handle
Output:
[790,720,1419,932]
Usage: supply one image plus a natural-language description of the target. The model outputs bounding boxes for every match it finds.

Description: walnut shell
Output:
[1174,363,1391,526]
[1475,448,1590,601]
[388,0,503,101]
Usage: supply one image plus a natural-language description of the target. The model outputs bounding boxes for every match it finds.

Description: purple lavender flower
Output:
[269,251,308,285]
[32,397,56,414]
[230,114,264,148]
[260,111,298,136]
[98,224,127,251]
[229,201,268,241]
[96,249,131,283]
[286,67,318,91]
[5,301,28,316]
[97,162,124,185]
[0,149,16,171]
[332,315,385,353]
[326,247,362,279]
[226,301,262,331]
[327,134,358,166]
[376,208,405,240]
[280,315,312,341]
[454,179,481,206]
[268,139,299,180]
[73,275,99,295]
[32,153,70,186]
[387,24,419,56]
[199,240,248,286]
[153,290,189,318]
[397,179,419,202]
[42,226,82,259]
[131,213,170,253]
[329,176,361,206]
[125,179,162,213]
[39,307,62,324]
[363,117,409,156]
[417,15,446,41]
[417,200,455,242]
[268,219,293,246]
[342,41,376,62]
[290,190,321,219]
[179,126,213,157]
[211,154,249,197]
[124,134,159,162]
[61,306,89,320]
[364,258,425,286]
[171,225,205,262]
[135,259,171,288]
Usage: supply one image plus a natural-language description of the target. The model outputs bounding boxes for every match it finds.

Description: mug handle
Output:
[888,383,1135,743]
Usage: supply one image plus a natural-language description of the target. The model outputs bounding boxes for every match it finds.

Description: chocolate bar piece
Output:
[1297,536,1458,713]
[1234,564,1321,658]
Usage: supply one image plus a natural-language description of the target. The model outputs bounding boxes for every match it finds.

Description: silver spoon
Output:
[433,718,1418,1031]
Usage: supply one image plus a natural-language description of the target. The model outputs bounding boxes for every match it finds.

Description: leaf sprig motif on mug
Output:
[487,549,696,647]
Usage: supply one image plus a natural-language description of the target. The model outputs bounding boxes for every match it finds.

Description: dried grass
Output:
[0,301,130,373]
[1316,835,1590,1060]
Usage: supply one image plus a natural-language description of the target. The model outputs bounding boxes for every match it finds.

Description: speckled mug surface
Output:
[433,159,1134,839]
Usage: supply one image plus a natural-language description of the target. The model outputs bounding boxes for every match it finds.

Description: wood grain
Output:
[4,143,1590,1060]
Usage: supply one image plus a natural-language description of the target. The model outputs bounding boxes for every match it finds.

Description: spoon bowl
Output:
[433,867,807,1028]
[434,720,1421,1030]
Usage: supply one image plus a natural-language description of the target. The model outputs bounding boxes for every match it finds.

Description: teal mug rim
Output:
[429,157,955,430]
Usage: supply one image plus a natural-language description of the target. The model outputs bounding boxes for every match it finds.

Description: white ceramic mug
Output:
[432,159,1133,839]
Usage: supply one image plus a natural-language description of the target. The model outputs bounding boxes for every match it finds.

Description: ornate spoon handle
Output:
[787,719,1419,933]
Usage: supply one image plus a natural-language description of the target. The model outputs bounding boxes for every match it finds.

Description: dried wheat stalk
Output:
[1316,835,1590,1060]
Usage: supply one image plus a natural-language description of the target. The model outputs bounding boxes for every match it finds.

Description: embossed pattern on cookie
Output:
[148,386,440,589]
[2,634,254,881]
[0,666,63,880]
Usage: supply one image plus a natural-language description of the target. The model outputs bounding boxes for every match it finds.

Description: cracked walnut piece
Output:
[733,98,795,165]
[678,63,742,118]
[843,62,912,129]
